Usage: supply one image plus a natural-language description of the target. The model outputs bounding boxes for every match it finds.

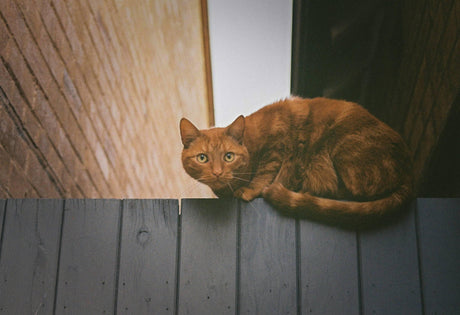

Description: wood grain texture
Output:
[54,199,121,314]
[0,200,5,245]
[178,199,238,315]
[239,199,297,315]
[200,0,215,127]
[299,219,359,314]
[417,198,460,314]
[0,198,458,314]
[359,202,422,314]
[117,199,179,314]
[0,199,63,314]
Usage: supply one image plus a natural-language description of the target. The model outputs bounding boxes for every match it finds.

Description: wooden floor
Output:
[0,198,458,314]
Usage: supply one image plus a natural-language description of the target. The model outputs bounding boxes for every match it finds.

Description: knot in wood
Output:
[136,229,151,244]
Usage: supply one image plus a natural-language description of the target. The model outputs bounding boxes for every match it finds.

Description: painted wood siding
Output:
[0,198,458,314]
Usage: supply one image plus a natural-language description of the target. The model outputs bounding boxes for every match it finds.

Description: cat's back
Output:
[245,96,395,143]
[288,97,394,134]
[249,96,364,120]
[245,96,312,126]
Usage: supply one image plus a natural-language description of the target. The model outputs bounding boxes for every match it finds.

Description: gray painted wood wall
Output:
[0,198,458,314]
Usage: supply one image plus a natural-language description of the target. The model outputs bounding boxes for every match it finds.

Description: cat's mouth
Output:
[199,176,232,190]
[210,178,230,189]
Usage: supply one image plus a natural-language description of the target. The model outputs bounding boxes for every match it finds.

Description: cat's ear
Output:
[226,115,245,144]
[180,118,201,148]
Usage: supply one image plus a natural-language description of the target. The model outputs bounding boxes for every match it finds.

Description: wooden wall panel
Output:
[359,205,422,314]
[239,199,297,314]
[417,198,460,314]
[299,220,359,314]
[0,200,63,314]
[178,199,238,314]
[54,199,121,314]
[0,198,459,313]
[117,199,179,314]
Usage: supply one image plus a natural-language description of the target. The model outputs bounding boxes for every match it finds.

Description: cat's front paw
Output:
[262,182,291,206]
[234,187,260,202]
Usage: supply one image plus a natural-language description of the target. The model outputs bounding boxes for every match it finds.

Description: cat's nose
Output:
[212,168,223,177]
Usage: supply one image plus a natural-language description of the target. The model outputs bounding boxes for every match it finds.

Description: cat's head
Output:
[180,116,250,194]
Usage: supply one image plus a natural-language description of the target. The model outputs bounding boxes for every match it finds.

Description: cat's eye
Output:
[196,153,208,163]
[224,152,235,162]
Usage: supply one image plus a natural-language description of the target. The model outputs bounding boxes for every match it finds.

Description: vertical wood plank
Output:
[359,204,422,314]
[0,199,63,314]
[417,198,460,314]
[54,199,121,314]
[0,200,5,246]
[299,220,359,314]
[239,199,297,314]
[117,199,179,314]
[178,199,238,315]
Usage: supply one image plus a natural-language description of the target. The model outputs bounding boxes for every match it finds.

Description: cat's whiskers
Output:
[231,176,251,183]
[196,175,222,186]
[225,181,258,211]
[232,172,256,175]
[226,182,234,193]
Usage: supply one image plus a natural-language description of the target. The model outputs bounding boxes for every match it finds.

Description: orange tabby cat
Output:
[180,97,414,224]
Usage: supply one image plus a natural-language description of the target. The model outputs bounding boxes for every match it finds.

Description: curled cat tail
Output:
[262,182,414,228]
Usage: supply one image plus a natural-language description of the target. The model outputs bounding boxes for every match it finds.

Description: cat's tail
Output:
[262,182,414,227]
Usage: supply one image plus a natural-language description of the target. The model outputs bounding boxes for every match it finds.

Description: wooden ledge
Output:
[0,198,458,314]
